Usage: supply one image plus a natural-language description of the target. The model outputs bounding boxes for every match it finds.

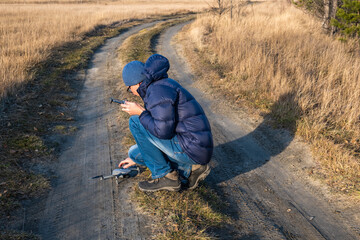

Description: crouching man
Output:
[118,54,213,192]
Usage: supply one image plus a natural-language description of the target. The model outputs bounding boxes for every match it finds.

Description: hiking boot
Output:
[138,171,181,192]
[188,164,211,190]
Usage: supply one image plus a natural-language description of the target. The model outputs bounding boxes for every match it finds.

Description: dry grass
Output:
[0,230,39,240]
[0,0,207,99]
[185,1,360,195]
[0,0,205,3]
[119,16,194,63]
[133,180,229,239]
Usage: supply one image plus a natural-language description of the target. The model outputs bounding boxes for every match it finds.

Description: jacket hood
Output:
[138,54,170,98]
[143,54,169,81]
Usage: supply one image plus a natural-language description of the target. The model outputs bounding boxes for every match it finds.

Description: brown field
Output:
[186,1,360,194]
[0,0,207,99]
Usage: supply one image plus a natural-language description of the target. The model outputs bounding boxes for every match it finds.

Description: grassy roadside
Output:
[119,16,195,63]
[0,12,197,237]
[0,231,39,240]
[177,11,359,199]
[117,17,231,239]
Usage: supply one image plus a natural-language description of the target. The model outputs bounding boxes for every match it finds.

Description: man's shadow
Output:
[210,92,301,185]
[202,92,302,237]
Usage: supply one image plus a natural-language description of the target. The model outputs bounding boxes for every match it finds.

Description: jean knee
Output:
[128,144,138,159]
[128,144,145,165]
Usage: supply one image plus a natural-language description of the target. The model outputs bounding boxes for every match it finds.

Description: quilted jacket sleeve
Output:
[139,84,177,139]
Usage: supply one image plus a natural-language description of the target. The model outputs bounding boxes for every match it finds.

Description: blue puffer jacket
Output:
[138,54,213,165]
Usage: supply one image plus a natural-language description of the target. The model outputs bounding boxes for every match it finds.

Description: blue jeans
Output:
[128,116,196,179]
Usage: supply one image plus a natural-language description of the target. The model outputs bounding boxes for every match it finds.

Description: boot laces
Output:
[149,178,160,184]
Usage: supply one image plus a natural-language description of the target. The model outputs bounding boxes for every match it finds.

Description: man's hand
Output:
[118,157,136,168]
[121,101,145,116]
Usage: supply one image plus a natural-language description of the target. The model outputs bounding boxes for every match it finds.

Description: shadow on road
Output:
[212,92,301,184]
[201,92,302,237]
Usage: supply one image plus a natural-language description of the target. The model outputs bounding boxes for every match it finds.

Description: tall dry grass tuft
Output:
[187,1,359,194]
[0,1,207,99]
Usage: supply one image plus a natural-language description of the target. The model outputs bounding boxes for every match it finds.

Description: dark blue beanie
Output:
[122,61,146,86]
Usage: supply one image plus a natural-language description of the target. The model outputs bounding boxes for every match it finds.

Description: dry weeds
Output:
[185,1,359,195]
[0,0,207,99]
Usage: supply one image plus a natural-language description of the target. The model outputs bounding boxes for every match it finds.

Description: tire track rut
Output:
[39,21,159,240]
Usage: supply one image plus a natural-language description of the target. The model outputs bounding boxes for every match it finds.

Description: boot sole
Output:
[138,185,181,192]
[188,165,211,190]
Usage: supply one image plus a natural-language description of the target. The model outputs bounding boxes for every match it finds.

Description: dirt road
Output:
[37,20,359,239]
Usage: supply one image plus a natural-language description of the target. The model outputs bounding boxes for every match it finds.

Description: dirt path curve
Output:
[38,22,160,240]
[37,19,359,240]
[156,22,360,239]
